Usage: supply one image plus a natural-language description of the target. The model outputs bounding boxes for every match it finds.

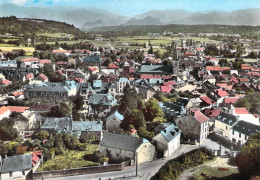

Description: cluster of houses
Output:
[0,38,259,179]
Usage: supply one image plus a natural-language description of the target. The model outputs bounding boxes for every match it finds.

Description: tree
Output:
[19,49,26,56]
[46,101,73,117]
[36,130,49,141]
[248,51,258,59]
[234,92,260,114]
[235,131,260,178]
[120,109,146,130]
[148,46,153,54]
[143,98,165,122]
[0,118,19,141]
[137,126,154,141]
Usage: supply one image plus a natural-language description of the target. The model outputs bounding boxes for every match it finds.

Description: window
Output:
[9,172,12,177]
[226,126,228,130]
[179,121,181,124]
[22,171,25,176]
[239,133,241,138]
[245,135,247,140]
[232,130,234,135]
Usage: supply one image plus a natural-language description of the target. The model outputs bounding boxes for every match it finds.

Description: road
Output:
[45,144,199,180]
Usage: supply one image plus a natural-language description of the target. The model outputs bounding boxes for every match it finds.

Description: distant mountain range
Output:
[0,3,260,29]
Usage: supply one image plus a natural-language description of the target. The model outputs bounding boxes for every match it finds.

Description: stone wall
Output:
[33,164,123,180]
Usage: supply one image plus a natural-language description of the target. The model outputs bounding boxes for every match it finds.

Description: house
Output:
[25,81,77,99]
[115,77,130,93]
[175,110,209,143]
[106,110,124,132]
[0,79,12,87]
[41,117,103,140]
[0,106,11,121]
[161,98,189,121]
[29,103,56,124]
[0,153,41,180]
[152,123,181,158]
[214,112,238,140]
[100,132,155,164]
[83,56,101,67]
[230,106,260,126]
[0,60,17,67]
[29,74,48,85]
[138,65,173,78]
[88,93,117,118]
[230,121,260,146]
[134,84,155,102]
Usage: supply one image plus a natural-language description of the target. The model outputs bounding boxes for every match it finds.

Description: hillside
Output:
[88,24,260,36]
[0,16,86,38]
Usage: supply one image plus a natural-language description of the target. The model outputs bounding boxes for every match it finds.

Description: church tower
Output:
[172,42,179,76]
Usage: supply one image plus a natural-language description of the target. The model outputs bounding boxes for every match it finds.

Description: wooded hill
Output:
[0,16,87,39]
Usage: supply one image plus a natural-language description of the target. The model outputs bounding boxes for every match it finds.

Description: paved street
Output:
[45,144,199,180]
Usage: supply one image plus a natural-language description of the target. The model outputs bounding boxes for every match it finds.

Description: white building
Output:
[230,121,260,146]
[115,77,130,93]
[152,123,181,158]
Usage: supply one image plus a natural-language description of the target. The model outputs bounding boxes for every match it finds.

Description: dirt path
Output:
[177,157,237,180]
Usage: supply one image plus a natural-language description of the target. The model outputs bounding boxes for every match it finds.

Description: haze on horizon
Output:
[1,0,260,16]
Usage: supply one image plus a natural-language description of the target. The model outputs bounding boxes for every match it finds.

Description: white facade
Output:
[229,129,248,146]
[1,169,31,180]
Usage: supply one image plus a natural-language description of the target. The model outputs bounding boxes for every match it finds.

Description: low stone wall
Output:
[33,164,123,180]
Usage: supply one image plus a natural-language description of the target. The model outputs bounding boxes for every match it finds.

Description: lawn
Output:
[38,144,99,172]
[226,58,258,63]
[190,166,239,180]
[37,33,74,39]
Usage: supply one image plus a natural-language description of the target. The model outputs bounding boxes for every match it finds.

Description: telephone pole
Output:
[135,152,138,176]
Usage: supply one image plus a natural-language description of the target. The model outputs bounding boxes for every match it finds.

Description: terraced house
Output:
[25,80,77,99]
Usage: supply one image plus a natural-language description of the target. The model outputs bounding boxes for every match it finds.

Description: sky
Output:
[1,0,260,16]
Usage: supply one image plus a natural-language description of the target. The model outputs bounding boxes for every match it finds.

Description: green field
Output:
[227,58,258,63]
[37,33,75,39]
[190,166,239,180]
[38,145,99,172]
[0,44,17,47]
[85,35,220,53]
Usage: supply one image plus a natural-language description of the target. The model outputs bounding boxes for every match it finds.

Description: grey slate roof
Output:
[72,121,103,132]
[83,56,101,63]
[138,65,173,74]
[106,110,124,122]
[1,154,32,173]
[41,117,73,133]
[100,132,148,152]
[26,81,77,93]
[88,93,117,106]
[161,124,181,142]
[216,112,237,126]
[233,121,260,136]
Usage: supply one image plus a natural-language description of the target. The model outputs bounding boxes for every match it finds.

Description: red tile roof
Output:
[248,72,260,77]
[88,66,99,71]
[163,80,177,86]
[224,97,240,104]
[204,108,221,117]
[74,78,84,83]
[206,65,230,71]
[239,78,250,82]
[12,92,23,96]
[107,63,119,69]
[39,60,51,64]
[161,85,172,93]
[38,74,48,80]
[6,106,29,113]
[53,50,71,53]
[251,67,260,72]
[241,64,251,70]
[216,83,233,90]
[26,73,34,80]
[214,89,229,97]
[234,108,249,114]
[194,110,209,123]
[200,96,214,105]
[21,58,39,62]
[57,61,68,65]
[185,51,195,56]
[0,79,12,85]
[0,106,10,115]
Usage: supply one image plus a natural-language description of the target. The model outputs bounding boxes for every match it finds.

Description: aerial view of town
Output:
[0,0,259,179]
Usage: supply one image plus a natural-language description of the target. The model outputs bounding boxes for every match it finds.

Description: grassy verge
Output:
[189,166,239,180]
[37,144,99,172]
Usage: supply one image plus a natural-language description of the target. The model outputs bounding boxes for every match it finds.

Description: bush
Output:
[151,147,214,180]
